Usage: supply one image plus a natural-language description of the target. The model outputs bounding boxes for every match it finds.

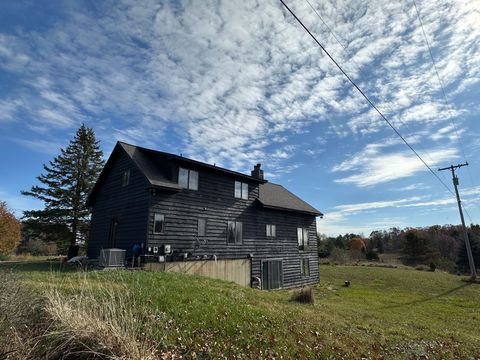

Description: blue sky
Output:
[0,0,479,235]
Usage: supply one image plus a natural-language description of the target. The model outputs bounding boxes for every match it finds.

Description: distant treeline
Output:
[317,225,480,273]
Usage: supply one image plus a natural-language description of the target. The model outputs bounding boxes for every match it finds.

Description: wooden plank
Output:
[145,259,251,287]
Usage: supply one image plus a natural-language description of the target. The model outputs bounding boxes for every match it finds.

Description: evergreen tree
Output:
[22,124,105,246]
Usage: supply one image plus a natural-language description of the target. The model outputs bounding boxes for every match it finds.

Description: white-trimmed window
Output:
[234,181,248,200]
[122,170,130,186]
[266,224,276,238]
[301,258,310,277]
[153,213,165,233]
[178,167,199,190]
[198,218,207,237]
[227,221,243,244]
[297,227,309,250]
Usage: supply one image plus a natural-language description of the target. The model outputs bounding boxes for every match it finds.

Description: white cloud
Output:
[332,141,459,187]
[0,0,478,178]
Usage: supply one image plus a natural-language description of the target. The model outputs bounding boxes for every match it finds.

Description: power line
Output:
[302,0,454,189]
[413,0,477,223]
[304,0,348,51]
[412,0,476,190]
[279,0,454,196]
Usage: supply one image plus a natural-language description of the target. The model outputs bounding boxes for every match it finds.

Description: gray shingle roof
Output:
[119,142,266,185]
[258,182,322,216]
[89,142,322,217]
[119,143,181,190]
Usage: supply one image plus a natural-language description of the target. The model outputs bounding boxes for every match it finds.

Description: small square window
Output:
[266,224,276,237]
[122,170,130,186]
[154,213,165,233]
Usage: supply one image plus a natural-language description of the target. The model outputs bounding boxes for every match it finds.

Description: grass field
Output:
[1,261,479,359]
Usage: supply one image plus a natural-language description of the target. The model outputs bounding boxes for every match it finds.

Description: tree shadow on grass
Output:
[379,282,474,309]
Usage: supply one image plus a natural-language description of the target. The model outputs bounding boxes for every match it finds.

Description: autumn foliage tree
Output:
[349,237,366,252]
[0,201,21,256]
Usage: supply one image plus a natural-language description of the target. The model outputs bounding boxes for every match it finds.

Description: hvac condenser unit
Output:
[99,249,126,267]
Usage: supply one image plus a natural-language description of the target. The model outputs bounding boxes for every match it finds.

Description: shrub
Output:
[365,250,379,261]
[290,286,314,304]
[23,239,48,256]
[415,264,429,271]
[329,247,350,264]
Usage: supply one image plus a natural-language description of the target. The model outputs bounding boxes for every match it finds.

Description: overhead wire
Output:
[279,0,455,197]
[303,0,453,189]
[412,0,477,223]
[412,0,468,163]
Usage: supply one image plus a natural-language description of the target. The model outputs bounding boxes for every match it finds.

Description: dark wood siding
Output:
[88,150,150,259]
[147,166,319,289]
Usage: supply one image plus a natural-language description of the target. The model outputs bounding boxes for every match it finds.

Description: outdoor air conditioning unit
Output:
[99,248,126,267]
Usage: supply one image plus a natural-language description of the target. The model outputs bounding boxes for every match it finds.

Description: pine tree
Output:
[22,124,105,247]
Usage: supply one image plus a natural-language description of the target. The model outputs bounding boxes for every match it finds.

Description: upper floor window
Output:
[297,227,309,250]
[179,167,198,190]
[122,170,130,186]
[227,221,243,244]
[234,181,248,200]
[153,213,165,234]
[198,218,207,237]
[301,258,310,277]
[266,224,276,238]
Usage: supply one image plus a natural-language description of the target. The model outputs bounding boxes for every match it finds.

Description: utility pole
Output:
[439,163,477,280]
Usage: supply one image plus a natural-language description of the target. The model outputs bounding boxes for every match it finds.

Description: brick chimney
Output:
[251,163,264,180]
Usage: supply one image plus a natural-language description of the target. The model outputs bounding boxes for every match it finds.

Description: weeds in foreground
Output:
[0,271,160,359]
[43,275,159,359]
[290,286,315,304]
[0,271,46,359]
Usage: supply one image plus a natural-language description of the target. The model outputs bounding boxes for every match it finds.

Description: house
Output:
[87,142,323,289]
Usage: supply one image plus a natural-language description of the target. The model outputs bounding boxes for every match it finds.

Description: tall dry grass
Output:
[1,270,160,359]
[0,271,46,359]
[43,273,159,359]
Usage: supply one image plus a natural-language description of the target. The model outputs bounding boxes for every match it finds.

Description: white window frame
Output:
[297,227,309,250]
[227,221,243,244]
[178,167,199,190]
[153,213,165,234]
[234,181,248,200]
[266,224,276,238]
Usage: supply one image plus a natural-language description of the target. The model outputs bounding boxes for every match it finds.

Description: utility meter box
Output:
[164,244,172,254]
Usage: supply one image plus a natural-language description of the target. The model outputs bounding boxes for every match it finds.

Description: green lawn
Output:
[1,261,479,359]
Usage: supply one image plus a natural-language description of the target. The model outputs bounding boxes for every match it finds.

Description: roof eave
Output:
[259,201,323,217]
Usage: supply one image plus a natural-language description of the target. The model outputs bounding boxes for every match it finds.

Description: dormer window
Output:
[122,170,130,186]
[178,167,198,190]
[234,181,248,200]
